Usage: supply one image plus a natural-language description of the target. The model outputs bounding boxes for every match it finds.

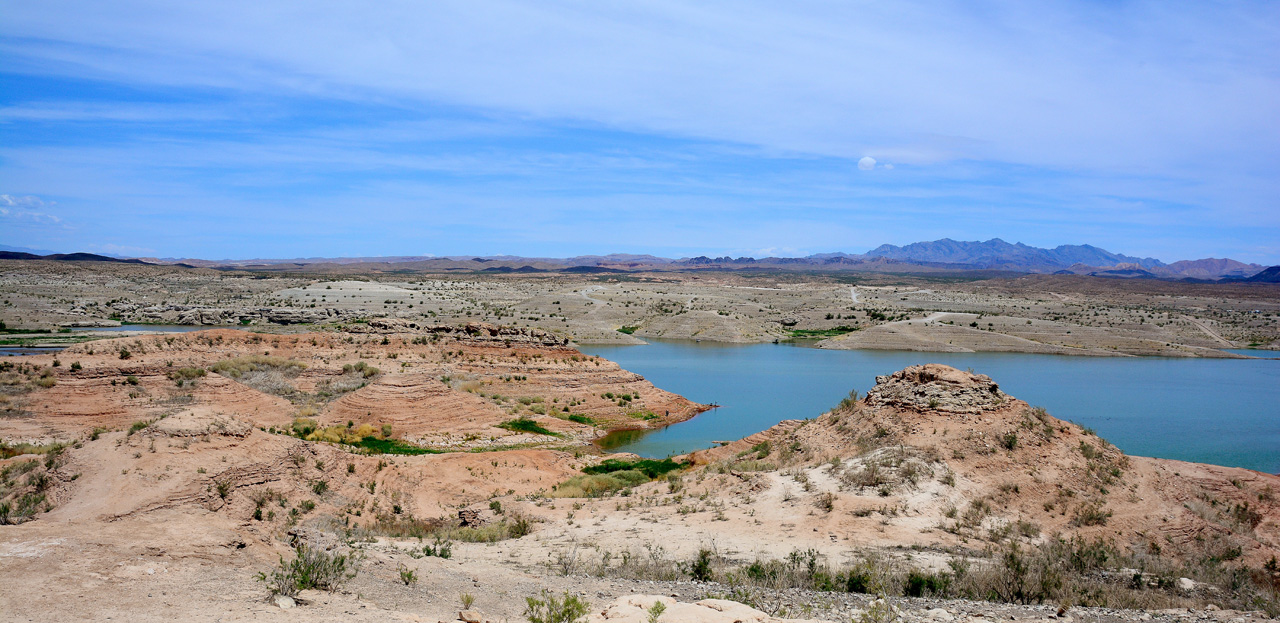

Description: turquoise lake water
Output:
[581,340,1280,474]
[86,324,213,332]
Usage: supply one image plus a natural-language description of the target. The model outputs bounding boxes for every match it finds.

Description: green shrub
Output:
[524,590,590,623]
[256,543,360,597]
[905,570,950,597]
[421,536,453,558]
[499,417,556,436]
[689,548,713,582]
[341,361,379,378]
[398,565,417,585]
[167,367,206,385]
[291,418,318,437]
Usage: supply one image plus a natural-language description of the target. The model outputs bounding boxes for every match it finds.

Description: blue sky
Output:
[1,1,1277,262]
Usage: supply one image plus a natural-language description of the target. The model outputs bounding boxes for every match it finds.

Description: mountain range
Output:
[1,239,1273,281]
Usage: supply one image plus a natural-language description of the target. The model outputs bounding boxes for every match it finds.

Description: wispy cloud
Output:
[0,194,62,224]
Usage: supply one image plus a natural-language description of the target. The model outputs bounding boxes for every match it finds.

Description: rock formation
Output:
[864,363,1009,413]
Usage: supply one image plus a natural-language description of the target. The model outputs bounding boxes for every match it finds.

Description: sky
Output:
[1,1,1278,263]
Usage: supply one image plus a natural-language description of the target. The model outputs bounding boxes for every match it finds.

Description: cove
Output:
[580,340,1280,474]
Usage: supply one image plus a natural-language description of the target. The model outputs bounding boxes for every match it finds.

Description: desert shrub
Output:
[842,460,888,489]
[905,569,951,597]
[291,418,318,437]
[836,389,860,411]
[553,471,649,498]
[1072,501,1112,526]
[212,355,306,378]
[1,459,39,480]
[567,414,593,425]
[211,355,305,396]
[507,513,533,538]
[421,536,453,558]
[341,361,379,378]
[524,589,590,623]
[366,513,533,542]
[256,543,360,597]
[167,367,206,386]
[0,492,47,524]
[398,565,417,585]
[0,442,67,461]
[689,548,714,582]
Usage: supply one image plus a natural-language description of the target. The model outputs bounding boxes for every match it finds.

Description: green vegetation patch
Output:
[351,436,441,455]
[554,457,689,498]
[583,457,685,479]
[789,326,859,338]
[567,414,594,425]
[553,470,650,497]
[616,326,639,334]
[0,441,68,461]
[498,417,558,436]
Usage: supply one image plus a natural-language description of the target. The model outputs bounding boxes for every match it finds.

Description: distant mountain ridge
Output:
[863,238,1163,271]
[1,239,1271,280]
[0,251,151,264]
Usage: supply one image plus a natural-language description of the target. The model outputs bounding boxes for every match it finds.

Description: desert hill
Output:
[673,365,1280,596]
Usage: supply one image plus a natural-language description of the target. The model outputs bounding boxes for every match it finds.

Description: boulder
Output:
[458,508,485,527]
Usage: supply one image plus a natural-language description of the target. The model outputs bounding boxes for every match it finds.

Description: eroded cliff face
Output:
[1,326,702,447]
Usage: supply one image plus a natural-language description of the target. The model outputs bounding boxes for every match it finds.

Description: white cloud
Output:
[0,194,62,224]
[6,0,1278,173]
[858,156,876,171]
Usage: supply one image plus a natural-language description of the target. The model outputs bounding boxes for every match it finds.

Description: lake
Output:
[581,340,1280,474]
[85,324,213,333]
[1,325,220,356]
